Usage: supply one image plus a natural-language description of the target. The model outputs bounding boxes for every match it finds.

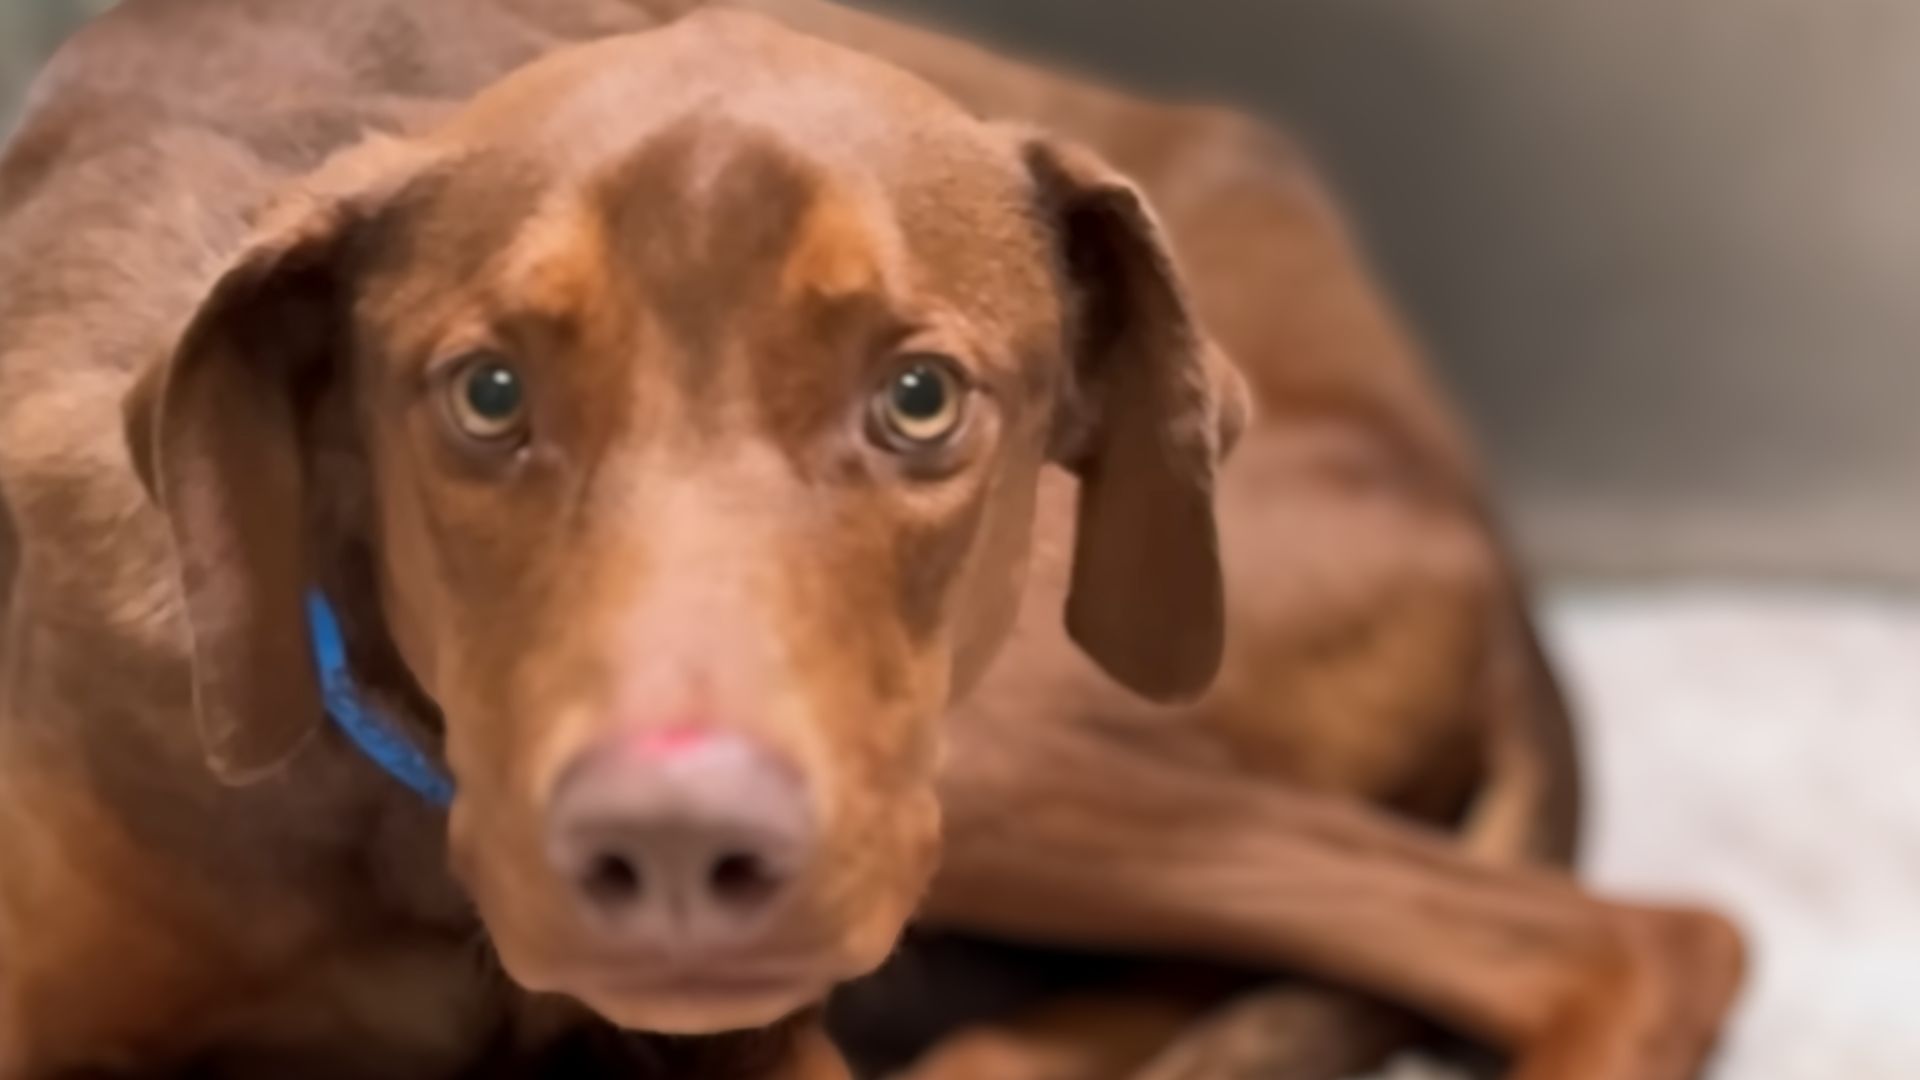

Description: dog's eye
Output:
[873,356,967,449]
[447,355,527,443]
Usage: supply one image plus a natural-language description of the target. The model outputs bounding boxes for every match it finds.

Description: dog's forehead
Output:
[396,88,1050,343]
[393,13,1050,299]
[444,11,1006,186]
[582,111,1036,318]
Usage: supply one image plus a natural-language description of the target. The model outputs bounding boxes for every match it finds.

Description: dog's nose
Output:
[546,730,811,947]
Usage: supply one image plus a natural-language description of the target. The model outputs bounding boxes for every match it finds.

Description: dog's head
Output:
[128,11,1246,1033]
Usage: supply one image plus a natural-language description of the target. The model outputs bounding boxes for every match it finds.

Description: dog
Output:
[0,1,1744,1078]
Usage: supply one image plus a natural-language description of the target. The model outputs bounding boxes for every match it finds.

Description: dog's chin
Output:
[486,934,842,1035]
[573,977,827,1035]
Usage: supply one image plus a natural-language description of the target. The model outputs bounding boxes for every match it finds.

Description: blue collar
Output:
[305,590,457,808]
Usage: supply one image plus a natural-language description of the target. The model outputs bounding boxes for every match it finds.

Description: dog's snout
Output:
[546,731,812,947]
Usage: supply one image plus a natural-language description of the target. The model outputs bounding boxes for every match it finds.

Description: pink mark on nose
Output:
[626,724,712,761]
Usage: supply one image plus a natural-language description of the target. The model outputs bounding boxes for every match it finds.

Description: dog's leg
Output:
[1128,987,1423,1080]
[887,991,1201,1080]
[889,982,1417,1080]
[920,715,1741,1080]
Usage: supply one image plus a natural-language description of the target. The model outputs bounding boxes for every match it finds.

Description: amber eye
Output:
[873,356,967,449]
[446,354,527,444]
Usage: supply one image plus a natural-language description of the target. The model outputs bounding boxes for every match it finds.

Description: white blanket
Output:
[1369,585,1920,1079]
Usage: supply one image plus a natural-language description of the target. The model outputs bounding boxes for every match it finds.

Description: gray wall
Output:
[1,0,112,131]
[5,1,1916,582]
[863,0,1920,584]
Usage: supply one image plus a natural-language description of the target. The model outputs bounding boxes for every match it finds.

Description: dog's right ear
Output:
[1016,132,1249,705]
[125,138,429,785]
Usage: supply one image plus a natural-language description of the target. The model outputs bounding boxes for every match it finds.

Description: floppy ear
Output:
[1025,134,1251,704]
[125,145,421,784]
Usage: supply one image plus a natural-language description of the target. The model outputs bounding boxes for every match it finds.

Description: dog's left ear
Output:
[124,137,429,783]
[1021,133,1251,704]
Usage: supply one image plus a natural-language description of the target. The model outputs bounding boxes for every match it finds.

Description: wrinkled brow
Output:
[593,118,820,375]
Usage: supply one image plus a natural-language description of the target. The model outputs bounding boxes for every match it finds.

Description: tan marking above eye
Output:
[781,194,883,302]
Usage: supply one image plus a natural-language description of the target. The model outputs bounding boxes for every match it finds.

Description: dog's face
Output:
[131,13,1243,1034]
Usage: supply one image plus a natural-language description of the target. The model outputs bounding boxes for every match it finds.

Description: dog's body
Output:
[0,3,1736,1079]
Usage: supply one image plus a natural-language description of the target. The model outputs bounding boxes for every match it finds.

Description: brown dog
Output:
[0,1,1742,1079]
[0,2,1242,1073]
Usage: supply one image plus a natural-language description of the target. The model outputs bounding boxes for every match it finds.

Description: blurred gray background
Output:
[6,0,1917,584]
[858,0,1920,586]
